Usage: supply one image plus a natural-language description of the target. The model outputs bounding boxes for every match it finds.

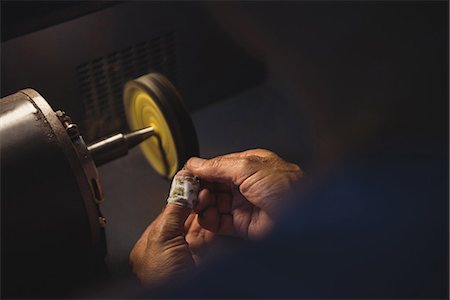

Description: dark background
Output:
[1,1,448,298]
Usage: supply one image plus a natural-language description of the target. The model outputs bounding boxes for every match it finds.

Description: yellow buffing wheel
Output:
[123,73,199,179]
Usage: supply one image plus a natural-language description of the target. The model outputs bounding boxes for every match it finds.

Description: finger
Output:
[196,211,235,237]
[211,182,233,193]
[163,203,192,229]
[186,217,217,265]
[151,203,192,242]
[186,215,210,251]
[194,188,215,213]
[185,156,258,186]
[198,206,220,232]
[184,213,196,232]
[194,184,231,214]
[167,170,200,209]
[238,148,276,158]
[190,219,216,249]
[216,192,232,214]
[199,149,274,159]
[151,168,200,242]
[175,169,194,177]
[218,214,236,236]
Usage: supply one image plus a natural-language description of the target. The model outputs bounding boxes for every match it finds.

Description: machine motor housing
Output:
[0,89,107,298]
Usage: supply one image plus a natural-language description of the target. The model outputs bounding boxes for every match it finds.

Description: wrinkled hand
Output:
[129,201,199,287]
[186,149,303,239]
[130,149,303,286]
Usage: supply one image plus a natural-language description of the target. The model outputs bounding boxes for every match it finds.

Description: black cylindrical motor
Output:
[0,89,106,298]
[1,74,199,298]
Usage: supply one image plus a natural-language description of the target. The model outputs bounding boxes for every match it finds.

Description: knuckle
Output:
[208,156,225,169]
[258,148,277,157]
[239,156,260,173]
[245,148,276,158]
[288,163,304,183]
[291,162,303,174]
[129,250,135,264]
[129,245,138,265]
[242,155,264,165]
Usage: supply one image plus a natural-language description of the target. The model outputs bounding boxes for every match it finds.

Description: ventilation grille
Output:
[76,32,178,142]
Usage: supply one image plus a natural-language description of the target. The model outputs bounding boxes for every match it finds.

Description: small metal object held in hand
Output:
[167,172,200,209]
[87,127,155,166]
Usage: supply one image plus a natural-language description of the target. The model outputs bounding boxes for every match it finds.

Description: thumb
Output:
[147,203,191,243]
[162,203,191,230]
[153,204,191,243]
[156,170,200,241]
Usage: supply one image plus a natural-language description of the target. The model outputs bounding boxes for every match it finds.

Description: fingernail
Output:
[189,157,205,168]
